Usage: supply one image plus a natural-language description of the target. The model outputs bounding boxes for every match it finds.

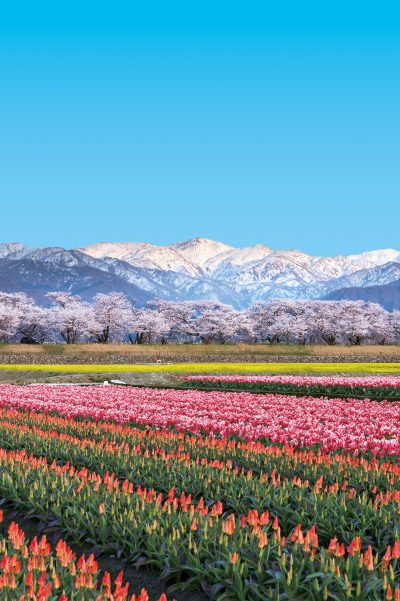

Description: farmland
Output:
[1,342,400,360]
[0,381,398,599]
[1,362,400,374]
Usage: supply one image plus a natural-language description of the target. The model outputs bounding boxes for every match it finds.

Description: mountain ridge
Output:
[0,238,399,309]
[324,279,400,311]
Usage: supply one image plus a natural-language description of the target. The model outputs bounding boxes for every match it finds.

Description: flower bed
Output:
[182,375,400,399]
[0,407,398,599]
[0,384,399,455]
[0,385,399,599]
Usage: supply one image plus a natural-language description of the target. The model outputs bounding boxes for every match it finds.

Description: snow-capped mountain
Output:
[0,238,399,308]
[80,238,233,278]
[80,238,400,305]
[0,243,32,260]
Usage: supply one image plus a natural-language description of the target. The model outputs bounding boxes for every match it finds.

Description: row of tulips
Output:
[0,442,398,599]
[0,401,398,597]
[1,405,399,494]
[0,408,398,554]
[183,376,400,388]
[182,375,400,399]
[0,510,170,600]
[0,385,399,455]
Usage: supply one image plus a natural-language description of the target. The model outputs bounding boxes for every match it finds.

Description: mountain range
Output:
[0,239,399,309]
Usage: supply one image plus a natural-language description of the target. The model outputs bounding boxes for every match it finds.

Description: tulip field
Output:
[0,383,398,599]
[0,384,399,454]
[183,375,400,399]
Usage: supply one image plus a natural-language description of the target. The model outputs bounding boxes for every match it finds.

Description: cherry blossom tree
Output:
[194,301,244,344]
[150,300,200,342]
[18,302,49,343]
[309,301,345,345]
[47,292,94,344]
[130,305,171,343]
[0,304,20,342]
[281,301,313,345]
[149,300,250,343]
[0,290,399,345]
[89,292,134,343]
[390,310,400,342]
[247,301,293,344]
[0,293,35,342]
[365,303,393,344]
[336,300,371,345]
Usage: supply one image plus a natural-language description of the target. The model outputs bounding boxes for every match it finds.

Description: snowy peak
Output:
[131,246,204,277]
[170,238,234,268]
[205,244,271,272]
[75,238,400,295]
[0,243,31,260]
[346,249,400,268]
[78,242,152,261]
[80,240,206,277]
[1,238,400,308]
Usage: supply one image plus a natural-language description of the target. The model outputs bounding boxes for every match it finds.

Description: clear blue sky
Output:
[1,1,399,256]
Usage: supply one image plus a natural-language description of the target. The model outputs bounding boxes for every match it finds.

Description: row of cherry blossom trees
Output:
[0,291,399,345]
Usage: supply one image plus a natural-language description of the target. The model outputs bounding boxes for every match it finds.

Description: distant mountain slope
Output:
[0,251,152,305]
[324,280,400,311]
[0,238,399,307]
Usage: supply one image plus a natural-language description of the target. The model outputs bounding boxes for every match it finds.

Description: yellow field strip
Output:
[0,362,399,373]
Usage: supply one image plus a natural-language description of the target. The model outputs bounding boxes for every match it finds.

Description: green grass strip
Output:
[0,362,400,373]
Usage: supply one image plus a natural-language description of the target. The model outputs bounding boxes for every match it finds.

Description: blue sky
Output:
[1,1,399,256]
